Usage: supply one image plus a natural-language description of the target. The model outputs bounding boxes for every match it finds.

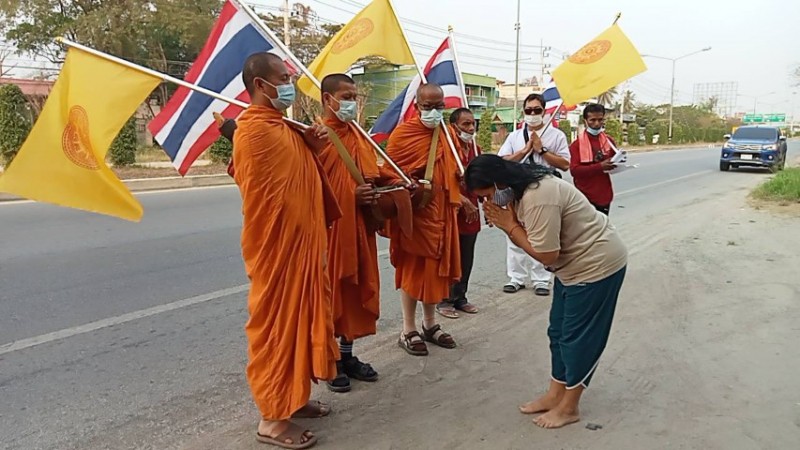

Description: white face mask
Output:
[458,130,474,143]
[524,114,543,127]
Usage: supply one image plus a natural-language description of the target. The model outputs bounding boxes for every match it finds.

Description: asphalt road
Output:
[0,143,796,449]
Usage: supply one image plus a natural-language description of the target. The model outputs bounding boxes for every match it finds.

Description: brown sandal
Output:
[256,422,317,449]
[422,324,457,349]
[398,331,428,356]
[291,400,330,418]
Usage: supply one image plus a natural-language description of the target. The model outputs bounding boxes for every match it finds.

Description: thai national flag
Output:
[542,79,577,116]
[370,36,465,143]
[148,0,298,175]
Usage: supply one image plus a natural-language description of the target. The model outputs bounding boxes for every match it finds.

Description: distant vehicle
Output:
[719,126,787,172]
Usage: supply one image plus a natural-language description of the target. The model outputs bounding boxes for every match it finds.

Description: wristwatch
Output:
[538,146,549,155]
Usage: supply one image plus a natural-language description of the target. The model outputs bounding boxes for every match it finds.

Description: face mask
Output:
[334,100,357,122]
[493,184,515,207]
[587,126,604,136]
[420,109,443,129]
[258,78,295,110]
[524,114,543,127]
[458,130,474,143]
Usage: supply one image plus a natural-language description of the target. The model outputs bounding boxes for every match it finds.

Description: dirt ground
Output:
[112,163,228,180]
[171,167,800,450]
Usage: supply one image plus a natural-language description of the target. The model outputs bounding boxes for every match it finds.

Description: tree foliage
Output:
[0,83,33,167]
[208,136,233,164]
[477,109,494,151]
[626,123,640,146]
[604,119,623,144]
[557,119,572,142]
[109,116,138,167]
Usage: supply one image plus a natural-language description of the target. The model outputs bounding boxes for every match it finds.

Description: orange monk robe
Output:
[317,118,402,341]
[233,105,341,421]
[385,116,462,304]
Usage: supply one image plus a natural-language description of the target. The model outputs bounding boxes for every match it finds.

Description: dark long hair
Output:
[465,154,552,200]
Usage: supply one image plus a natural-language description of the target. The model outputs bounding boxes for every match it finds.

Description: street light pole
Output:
[643,47,711,143]
[513,0,521,118]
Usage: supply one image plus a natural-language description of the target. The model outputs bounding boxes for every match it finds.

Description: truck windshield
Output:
[732,128,777,140]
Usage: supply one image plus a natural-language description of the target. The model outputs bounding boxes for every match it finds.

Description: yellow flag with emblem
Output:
[552,24,647,106]
[297,0,415,99]
[0,48,161,221]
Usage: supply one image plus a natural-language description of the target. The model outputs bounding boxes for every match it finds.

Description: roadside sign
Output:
[765,113,785,122]
[743,114,763,123]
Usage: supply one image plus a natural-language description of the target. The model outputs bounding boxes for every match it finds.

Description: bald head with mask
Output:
[242,52,294,111]
[416,83,445,129]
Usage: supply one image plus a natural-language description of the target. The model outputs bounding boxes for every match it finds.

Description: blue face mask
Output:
[420,109,443,129]
[259,78,295,111]
[493,184,515,207]
[333,99,357,123]
[586,126,604,136]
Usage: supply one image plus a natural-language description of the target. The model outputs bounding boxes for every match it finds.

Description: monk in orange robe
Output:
[316,73,408,392]
[386,83,462,356]
[233,52,340,450]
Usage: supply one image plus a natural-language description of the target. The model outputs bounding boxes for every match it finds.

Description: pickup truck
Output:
[720,126,787,172]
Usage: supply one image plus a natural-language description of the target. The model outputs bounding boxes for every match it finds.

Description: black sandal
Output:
[398,331,428,356]
[325,360,351,393]
[422,324,457,349]
[342,356,379,382]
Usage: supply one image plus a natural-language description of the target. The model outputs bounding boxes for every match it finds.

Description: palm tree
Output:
[597,86,619,107]
[622,90,636,112]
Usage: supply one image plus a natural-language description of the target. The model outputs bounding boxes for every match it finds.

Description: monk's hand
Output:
[483,201,518,233]
[303,124,329,153]
[461,195,479,223]
[404,182,418,191]
[355,183,378,206]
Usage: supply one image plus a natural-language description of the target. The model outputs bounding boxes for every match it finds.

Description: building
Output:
[353,66,498,124]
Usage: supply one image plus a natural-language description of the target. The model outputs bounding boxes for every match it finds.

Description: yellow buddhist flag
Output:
[297,0,415,99]
[0,48,161,221]
[552,24,646,106]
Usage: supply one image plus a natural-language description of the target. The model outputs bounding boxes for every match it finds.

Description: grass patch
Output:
[752,168,800,202]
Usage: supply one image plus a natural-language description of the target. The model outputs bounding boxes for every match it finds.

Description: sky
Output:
[3,0,798,119]
[256,0,800,119]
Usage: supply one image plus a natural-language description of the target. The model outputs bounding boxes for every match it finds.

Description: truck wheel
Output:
[719,161,730,172]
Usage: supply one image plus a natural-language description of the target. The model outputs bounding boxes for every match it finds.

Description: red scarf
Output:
[578,130,611,163]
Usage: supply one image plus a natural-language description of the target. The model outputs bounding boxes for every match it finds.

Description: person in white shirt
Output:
[497,93,570,296]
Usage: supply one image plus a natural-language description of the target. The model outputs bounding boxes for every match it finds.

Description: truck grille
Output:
[734,144,761,151]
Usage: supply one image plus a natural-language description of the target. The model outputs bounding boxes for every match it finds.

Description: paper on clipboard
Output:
[605,163,639,174]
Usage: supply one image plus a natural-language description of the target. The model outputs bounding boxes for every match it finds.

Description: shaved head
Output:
[417,83,444,99]
[321,73,355,97]
[242,52,287,95]
[416,83,445,112]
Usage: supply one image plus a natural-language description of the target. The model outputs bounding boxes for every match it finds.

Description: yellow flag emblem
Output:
[0,47,162,221]
[552,24,646,106]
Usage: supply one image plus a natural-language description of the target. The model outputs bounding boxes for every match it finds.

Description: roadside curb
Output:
[0,174,234,202]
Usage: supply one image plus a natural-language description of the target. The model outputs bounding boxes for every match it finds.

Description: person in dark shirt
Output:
[568,103,617,215]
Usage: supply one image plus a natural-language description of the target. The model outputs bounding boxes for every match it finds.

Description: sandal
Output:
[291,400,331,418]
[256,422,317,449]
[435,301,460,319]
[398,331,428,356]
[325,360,351,393]
[422,324,457,349]
[453,299,478,314]
[503,282,525,293]
[342,356,379,382]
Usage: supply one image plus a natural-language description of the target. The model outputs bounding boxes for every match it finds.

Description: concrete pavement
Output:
[1,144,798,449]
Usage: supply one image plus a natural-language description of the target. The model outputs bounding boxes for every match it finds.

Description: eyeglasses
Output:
[419,103,445,111]
[524,107,544,115]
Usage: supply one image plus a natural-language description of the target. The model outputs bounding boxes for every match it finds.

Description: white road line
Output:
[0,284,249,356]
[0,168,713,355]
[0,184,237,207]
[616,169,713,197]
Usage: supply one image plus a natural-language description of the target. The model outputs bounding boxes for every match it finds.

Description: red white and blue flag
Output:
[148,0,298,175]
[370,36,465,143]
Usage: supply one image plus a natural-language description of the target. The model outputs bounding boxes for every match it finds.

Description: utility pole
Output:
[513,0,521,119]
[283,0,293,119]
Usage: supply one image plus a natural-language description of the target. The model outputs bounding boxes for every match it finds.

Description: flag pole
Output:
[613,12,622,25]
[447,26,477,158]
[233,0,412,185]
[54,37,311,131]
[386,0,465,175]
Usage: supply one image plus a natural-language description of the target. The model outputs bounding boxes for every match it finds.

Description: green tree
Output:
[0,84,33,167]
[622,90,636,112]
[109,117,138,167]
[558,119,572,142]
[672,123,686,144]
[208,136,232,164]
[626,123,640,146]
[477,108,494,151]
[604,119,623,144]
[645,123,657,145]
[596,85,618,107]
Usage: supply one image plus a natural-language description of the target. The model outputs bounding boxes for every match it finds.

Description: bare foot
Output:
[519,392,563,414]
[533,407,580,429]
[258,420,315,446]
